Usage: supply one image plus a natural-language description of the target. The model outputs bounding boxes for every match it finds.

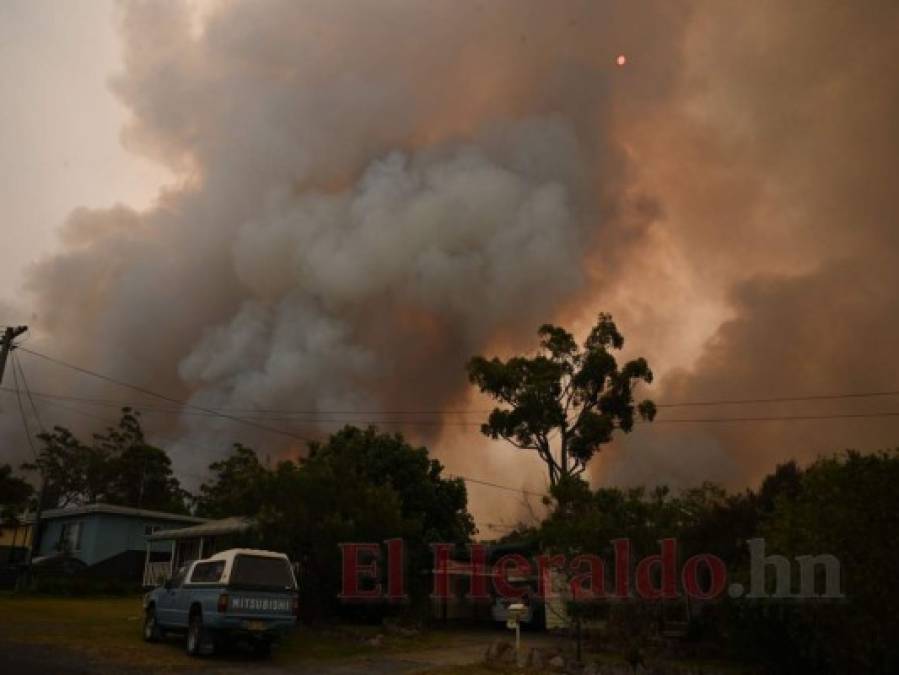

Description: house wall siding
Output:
[38,513,197,567]
[0,522,32,547]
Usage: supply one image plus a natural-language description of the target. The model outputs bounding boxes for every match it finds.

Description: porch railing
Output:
[143,561,171,588]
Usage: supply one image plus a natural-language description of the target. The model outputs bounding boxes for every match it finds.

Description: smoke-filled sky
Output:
[2,0,898,528]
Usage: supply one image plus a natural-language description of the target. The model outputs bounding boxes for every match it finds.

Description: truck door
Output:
[156,564,190,627]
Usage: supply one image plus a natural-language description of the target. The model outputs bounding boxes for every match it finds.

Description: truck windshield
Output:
[229,555,295,590]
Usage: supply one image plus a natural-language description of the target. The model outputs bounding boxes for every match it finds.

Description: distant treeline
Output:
[515,449,898,674]
[1,407,897,672]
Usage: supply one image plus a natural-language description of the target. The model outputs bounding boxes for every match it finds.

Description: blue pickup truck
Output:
[143,548,298,657]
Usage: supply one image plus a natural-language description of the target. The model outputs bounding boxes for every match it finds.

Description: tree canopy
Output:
[22,408,189,513]
[195,443,269,518]
[0,463,33,521]
[467,313,655,485]
[196,426,475,619]
[754,449,899,672]
[305,426,475,544]
[502,450,899,673]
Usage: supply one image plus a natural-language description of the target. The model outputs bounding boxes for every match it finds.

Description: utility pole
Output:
[0,325,27,386]
[0,326,43,585]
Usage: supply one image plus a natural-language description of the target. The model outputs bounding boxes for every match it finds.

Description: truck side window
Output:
[190,561,225,584]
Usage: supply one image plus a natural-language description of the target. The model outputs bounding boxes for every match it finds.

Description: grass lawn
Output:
[0,593,454,670]
[0,594,756,674]
[0,593,171,666]
[418,667,499,675]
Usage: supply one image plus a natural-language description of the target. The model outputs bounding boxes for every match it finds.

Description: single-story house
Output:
[142,516,255,586]
[0,516,32,565]
[31,503,206,582]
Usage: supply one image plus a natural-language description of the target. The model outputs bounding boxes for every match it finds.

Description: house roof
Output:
[206,547,288,561]
[36,503,207,524]
[146,516,254,541]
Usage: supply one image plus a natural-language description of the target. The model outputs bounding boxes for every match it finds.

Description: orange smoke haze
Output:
[2,0,898,529]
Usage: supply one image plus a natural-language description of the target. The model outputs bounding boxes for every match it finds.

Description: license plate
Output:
[244,620,266,631]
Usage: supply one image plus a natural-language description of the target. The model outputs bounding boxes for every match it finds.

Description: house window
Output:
[144,524,162,537]
[58,521,82,553]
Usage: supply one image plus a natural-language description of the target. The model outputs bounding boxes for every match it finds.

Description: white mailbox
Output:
[505,602,526,651]
[507,603,526,622]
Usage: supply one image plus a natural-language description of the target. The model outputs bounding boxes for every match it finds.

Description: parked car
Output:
[142,548,299,657]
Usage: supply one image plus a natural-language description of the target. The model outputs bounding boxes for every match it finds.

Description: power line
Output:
[6,384,899,427]
[6,380,899,419]
[3,380,549,512]
[0,388,483,426]
[0,388,489,430]
[651,411,899,423]
[453,475,549,499]
[21,391,121,427]
[14,354,46,434]
[15,384,899,502]
[10,354,39,461]
[2,391,545,500]
[7,392,546,501]
[0,387,181,411]
[11,347,899,502]
[168,451,540,503]
[655,390,899,408]
[0,385,487,418]
[17,347,316,444]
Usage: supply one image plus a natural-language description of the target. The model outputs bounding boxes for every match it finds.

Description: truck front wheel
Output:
[143,606,162,643]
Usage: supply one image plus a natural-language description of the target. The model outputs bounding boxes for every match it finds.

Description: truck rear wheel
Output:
[186,612,207,656]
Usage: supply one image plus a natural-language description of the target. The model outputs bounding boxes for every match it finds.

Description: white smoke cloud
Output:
[20,0,898,525]
[182,122,584,409]
[9,0,696,510]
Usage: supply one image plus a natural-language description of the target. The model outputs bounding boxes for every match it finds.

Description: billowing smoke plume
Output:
[594,0,899,491]
[4,0,899,525]
[6,0,689,504]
